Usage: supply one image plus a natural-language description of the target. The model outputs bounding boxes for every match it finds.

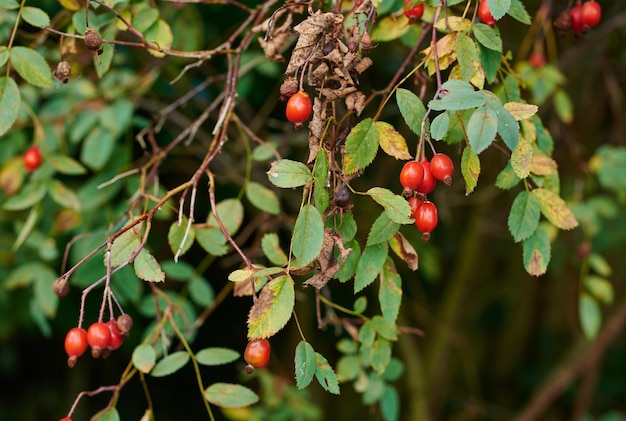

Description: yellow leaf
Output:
[422,33,457,74]
[375,121,412,160]
[56,0,81,11]
[511,137,532,179]
[434,16,472,32]
[521,119,536,142]
[531,188,579,230]
[504,102,539,121]
[371,16,410,42]
[530,154,558,175]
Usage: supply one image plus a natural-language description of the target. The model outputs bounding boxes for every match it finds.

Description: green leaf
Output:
[472,23,502,51]
[366,187,413,224]
[162,260,195,280]
[523,225,551,276]
[2,180,46,210]
[381,385,400,421]
[151,351,190,377]
[246,182,280,215]
[343,118,379,174]
[376,121,412,160]
[195,227,228,256]
[371,315,398,341]
[478,43,502,84]
[336,355,361,382]
[370,338,392,374]
[145,19,173,58]
[247,275,294,339]
[467,107,498,154]
[508,191,541,242]
[132,5,160,32]
[261,233,288,266]
[0,0,19,9]
[132,344,156,373]
[355,244,388,293]
[579,293,601,340]
[47,179,80,210]
[362,373,386,404]
[110,221,142,267]
[554,89,573,124]
[487,0,510,20]
[588,253,612,278]
[168,216,196,258]
[461,146,480,195]
[207,198,244,235]
[10,46,54,88]
[381,358,405,382]
[584,275,613,305]
[295,341,317,389]
[507,0,532,24]
[0,76,20,137]
[456,32,480,82]
[430,112,449,140]
[189,276,214,306]
[204,383,259,408]
[335,239,361,282]
[379,259,402,325]
[491,102,519,150]
[314,352,340,394]
[196,347,240,366]
[313,150,330,213]
[367,212,399,246]
[354,296,367,314]
[511,137,532,179]
[134,248,166,282]
[495,161,521,190]
[531,188,579,230]
[92,408,120,421]
[47,155,87,175]
[267,159,313,188]
[589,145,626,193]
[95,44,114,78]
[80,127,115,171]
[292,204,324,267]
[21,7,50,28]
[429,89,486,111]
[396,88,426,136]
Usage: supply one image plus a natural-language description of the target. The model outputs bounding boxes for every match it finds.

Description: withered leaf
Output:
[389,232,418,271]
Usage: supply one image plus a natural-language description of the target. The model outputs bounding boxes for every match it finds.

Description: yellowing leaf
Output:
[530,154,558,175]
[145,19,173,58]
[504,102,539,121]
[247,275,295,339]
[511,137,532,179]
[461,146,480,195]
[375,121,412,160]
[434,16,472,32]
[371,15,410,42]
[531,188,579,230]
[56,0,81,11]
[422,33,457,74]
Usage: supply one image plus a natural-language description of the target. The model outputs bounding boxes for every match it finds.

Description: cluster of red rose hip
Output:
[400,154,454,240]
[556,0,602,34]
[64,315,133,368]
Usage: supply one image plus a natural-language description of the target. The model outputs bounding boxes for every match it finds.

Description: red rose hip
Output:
[430,153,454,186]
[244,338,270,373]
[399,161,424,191]
[286,91,312,125]
[415,200,438,241]
[64,327,88,368]
[23,145,42,172]
[478,0,496,25]
[87,322,111,358]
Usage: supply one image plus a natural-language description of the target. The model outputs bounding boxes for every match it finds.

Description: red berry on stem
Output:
[581,0,601,28]
[23,145,42,172]
[399,161,424,191]
[244,338,270,373]
[478,0,496,25]
[286,91,312,125]
[87,322,111,358]
[408,196,424,217]
[415,200,438,241]
[107,320,124,351]
[570,3,584,33]
[59,417,72,421]
[529,51,546,68]
[64,327,88,368]
[404,0,424,20]
[415,158,436,195]
[430,153,454,186]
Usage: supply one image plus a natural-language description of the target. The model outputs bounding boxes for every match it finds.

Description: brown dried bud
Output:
[116,313,133,336]
[553,11,572,31]
[53,61,71,84]
[279,77,299,101]
[345,91,366,115]
[53,277,69,298]
[84,28,102,51]
[347,41,358,53]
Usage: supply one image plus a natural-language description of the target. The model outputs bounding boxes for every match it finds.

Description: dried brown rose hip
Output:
[84,28,102,51]
[116,313,133,337]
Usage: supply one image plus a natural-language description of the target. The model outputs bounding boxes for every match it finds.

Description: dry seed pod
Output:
[279,77,299,101]
[553,10,572,31]
[53,277,69,298]
[84,28,102,51]
[53,61,71,84]
[116,313,133,336]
